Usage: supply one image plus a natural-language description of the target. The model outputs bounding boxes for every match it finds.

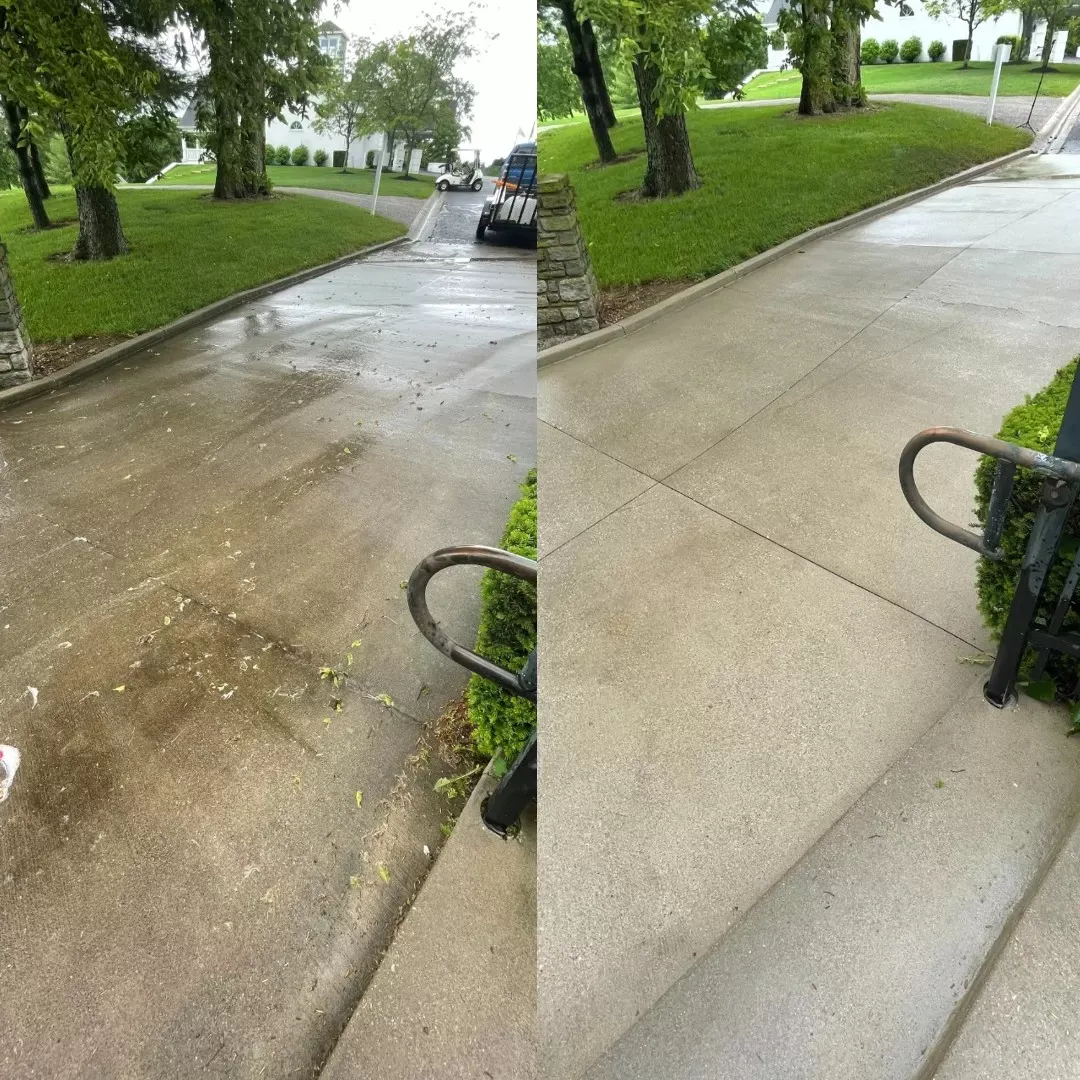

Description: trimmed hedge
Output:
[275,144,292,166]
[291,144,310,166]
[881,38,899,63]
[975,359,1080,688]
[467,469,537,763]
[929,39,946,61]
[862,37,881,64]
[314,148,328,167]
[901,36,922,63]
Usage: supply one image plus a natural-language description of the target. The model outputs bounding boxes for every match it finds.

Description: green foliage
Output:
[0,187,404,342]
[769,28,787,50]
[0,145,18,191]
[120,115,182,184]
[538,103,1029,287]
[265,142,275,166]
[313,37,382,156]
[974,360,1080,695]
[467,470,537,763]
[881,38,900,62]
[995,34,1022,55]
[366,150,377,168]
[291,144,310,166]
[314,148,328,166]
[43,134,71,185]
[901,36,923,62]
[702,8,770,100]
[275,144,293,166]
[538,13,583,121]
[929,39,947,60]
[862,37,882,63]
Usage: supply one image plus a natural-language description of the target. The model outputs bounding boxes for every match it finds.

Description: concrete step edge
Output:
[581,675,1080,1080]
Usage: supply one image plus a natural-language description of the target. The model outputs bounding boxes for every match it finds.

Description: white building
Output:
[761,0,1028,65]
[175,20,389,171]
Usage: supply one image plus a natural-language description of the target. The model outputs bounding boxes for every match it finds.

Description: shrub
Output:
[880,38,899,63]
[365,150,376,169]
[291,144,309,166]
[996,34,1022,58]
[313,148,328,167]
[901,36,923,62]
[264,141,274,165]
[275,144,292,166]
[467,469,537,764]
[928,39,946,61]
[975,358,1080,693]
[769,28,786,50]
[862,37,881,64]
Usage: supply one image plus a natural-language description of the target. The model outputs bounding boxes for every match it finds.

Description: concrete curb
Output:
[1034,78,1080,153]
[584,680,1080,1080]
[407,189,446,241]
[0,235,408,413]
[537,145,1033,369]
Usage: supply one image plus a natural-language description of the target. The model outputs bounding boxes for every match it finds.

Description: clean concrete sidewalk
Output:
[538,153,1080,1079]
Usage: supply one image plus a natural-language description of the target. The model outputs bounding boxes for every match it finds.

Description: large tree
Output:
[924,0,991,67]
[2,98,49,229]
[371,12,478,176]
[538,11,585,121]
[580,0,712,197]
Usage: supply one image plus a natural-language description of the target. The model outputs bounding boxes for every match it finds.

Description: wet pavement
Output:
[0,212,536,1076]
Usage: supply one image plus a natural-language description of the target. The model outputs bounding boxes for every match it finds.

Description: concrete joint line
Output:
[537,146,1034,370]
[0,235,409,413]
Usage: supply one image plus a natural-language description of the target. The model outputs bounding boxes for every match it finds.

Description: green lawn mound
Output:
[153,163,435,198]
[539,102,1030,288]
[3,187,405,342]
[742,60,1080,100]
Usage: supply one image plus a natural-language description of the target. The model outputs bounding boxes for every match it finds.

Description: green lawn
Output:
[742,61,1080,100]
[2,187,404,342]
[539,103,1029,287]
[151,163,435,198]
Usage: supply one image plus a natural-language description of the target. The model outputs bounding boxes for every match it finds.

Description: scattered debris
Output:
[376,693,394,708]
[377,863,391,884]
[355,790,363,808]
[24,686,38,709]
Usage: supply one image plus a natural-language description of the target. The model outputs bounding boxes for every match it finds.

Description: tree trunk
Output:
[632,53,699,198]
[582,19,616,127]
[71,186,129,260]
[831,19,865,108]
[558,0,616,163]
[1040,20,1054,72]
[28,136,51,199]
[239,67,271,196]
[2,99,49,229]
[1021,10,1036,60]
[963,23,974,68]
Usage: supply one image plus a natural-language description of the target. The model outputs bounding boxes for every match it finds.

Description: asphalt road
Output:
[0,199,536,1078]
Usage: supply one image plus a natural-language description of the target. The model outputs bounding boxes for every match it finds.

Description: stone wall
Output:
[0,243,32,388]
[537,174,599,350]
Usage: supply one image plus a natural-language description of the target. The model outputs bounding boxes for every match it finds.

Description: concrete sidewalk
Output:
[538,154,1080,1079]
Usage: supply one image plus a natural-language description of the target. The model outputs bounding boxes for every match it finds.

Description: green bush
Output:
[467,470,537,763]
[769,28,786,50]
[264,141,274,165]
[862,37,881,64]
[928,39,946,61]
[365,150,377,169]
[291,144,309,166]
[996,34,1022,58]
[314,148,328,167]
[275,144,292,166]
[881,38,899,63]
[975,358,1080,692]
[901,35,923,62]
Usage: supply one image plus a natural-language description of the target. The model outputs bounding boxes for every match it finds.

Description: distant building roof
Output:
[763,0,789,24]
[178,99,199,131]
[318,20,344,33]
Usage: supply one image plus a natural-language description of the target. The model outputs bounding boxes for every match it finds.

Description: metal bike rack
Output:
[900,369,1080,708]
[407,545,537,835]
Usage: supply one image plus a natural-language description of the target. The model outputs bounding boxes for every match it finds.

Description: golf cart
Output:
[476,142,537,242]
[435,149,485,192]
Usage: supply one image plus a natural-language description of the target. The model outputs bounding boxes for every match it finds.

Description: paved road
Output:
[0,199,535,1076]
[538,154,1080,1078]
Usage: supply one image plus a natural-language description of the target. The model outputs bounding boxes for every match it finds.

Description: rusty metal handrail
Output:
[406,545,537,701]
[899,426,1080,560]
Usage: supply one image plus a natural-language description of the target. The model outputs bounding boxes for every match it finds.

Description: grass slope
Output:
[539,103,1029,287]
[151,163,434,198]
[742,61,1080,100]
[2,187,404,342]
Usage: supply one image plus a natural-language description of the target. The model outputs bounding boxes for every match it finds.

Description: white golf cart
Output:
[435,149,485,192]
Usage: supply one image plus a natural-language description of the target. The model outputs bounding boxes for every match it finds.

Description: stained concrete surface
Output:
[537,153,1080,1079]
[0,202,535,1077]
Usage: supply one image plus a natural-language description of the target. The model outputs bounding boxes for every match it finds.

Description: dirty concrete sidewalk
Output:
[0,237,535,1078]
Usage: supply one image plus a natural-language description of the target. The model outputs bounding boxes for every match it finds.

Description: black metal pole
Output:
[984,366,1080,706]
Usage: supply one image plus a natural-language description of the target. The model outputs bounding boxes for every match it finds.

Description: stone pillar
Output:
[0,241,32,388]
[537,174,600,350]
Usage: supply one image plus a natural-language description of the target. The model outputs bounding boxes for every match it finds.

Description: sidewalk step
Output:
[581,676,1080,1080]
[320,769,536,1080]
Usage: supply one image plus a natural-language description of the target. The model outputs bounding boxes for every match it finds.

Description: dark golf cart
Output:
[476,142,537,242]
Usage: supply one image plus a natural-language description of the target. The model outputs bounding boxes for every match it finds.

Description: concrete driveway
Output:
[0,209,535,1075]
[538,153,1080,1078]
